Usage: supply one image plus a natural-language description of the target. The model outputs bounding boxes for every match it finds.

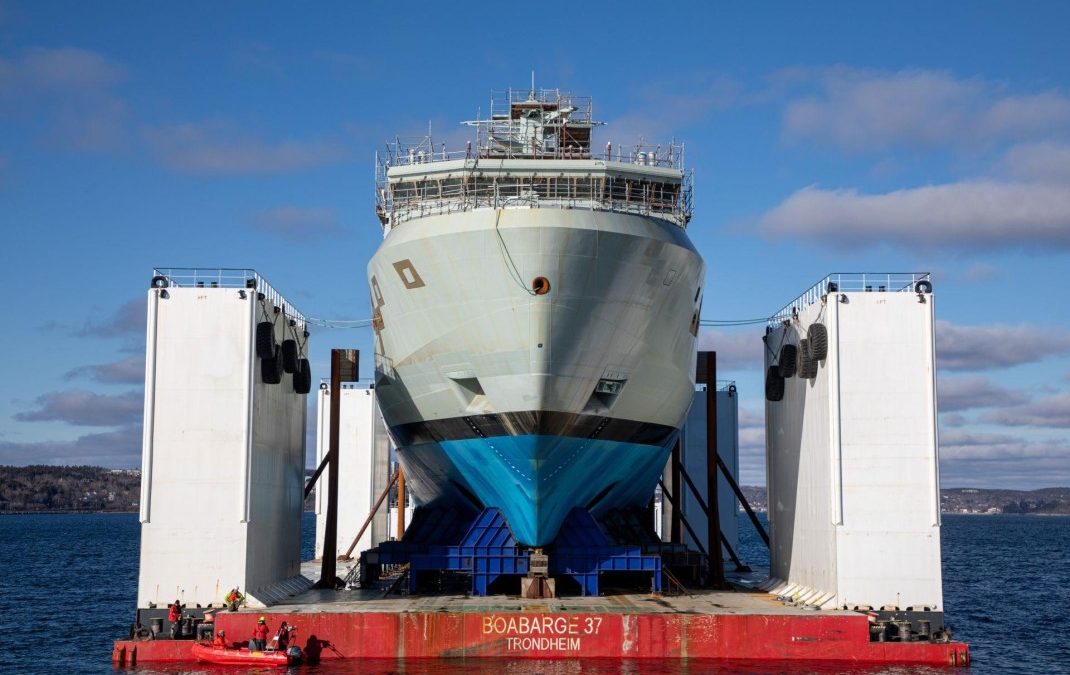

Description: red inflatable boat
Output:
[190,642,299,666]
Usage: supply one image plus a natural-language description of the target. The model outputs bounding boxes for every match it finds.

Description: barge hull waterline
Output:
[113,611,969,666]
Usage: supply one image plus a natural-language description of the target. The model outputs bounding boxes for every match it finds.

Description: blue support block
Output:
[405,508,529,596]
[365,506,661,597]
[550,508,662,596]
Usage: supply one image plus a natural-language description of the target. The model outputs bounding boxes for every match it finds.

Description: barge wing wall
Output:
[137,283,307,609]
[764,288,943,610]
[314,385,392,559]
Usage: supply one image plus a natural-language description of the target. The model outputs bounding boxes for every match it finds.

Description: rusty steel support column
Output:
[317,350,342,587]
[396,466,406,540]
[701,351,727,588]
[670,438,682,544]
[318,349,358,588]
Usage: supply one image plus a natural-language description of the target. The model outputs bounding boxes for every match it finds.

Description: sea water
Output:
[2,512,1067,674]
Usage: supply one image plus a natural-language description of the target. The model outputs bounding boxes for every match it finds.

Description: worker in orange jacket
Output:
[225,587,245,611]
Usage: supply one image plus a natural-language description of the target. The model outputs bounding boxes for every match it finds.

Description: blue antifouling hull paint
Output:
[400,434,672,546]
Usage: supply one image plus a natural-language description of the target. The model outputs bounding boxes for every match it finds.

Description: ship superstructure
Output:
[368,88,704,546]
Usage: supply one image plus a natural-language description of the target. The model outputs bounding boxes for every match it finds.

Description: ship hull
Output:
[369,208,703,545]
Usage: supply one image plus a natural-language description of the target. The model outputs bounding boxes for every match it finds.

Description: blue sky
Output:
[1,1,1069,488]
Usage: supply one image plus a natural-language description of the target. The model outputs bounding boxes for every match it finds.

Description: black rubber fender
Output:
[281,339,299,373]
[778,344,798,378]
[261,346,283,384]
[294,358,312,394]
[807,323,829,361]
[765,366,785,402]
[150,275,169,289]
[915,279,933,294]
[797,339,818,379]
[255,322,276,360]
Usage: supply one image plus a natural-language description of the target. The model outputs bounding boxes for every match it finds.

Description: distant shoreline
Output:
[0,509,137,516]
[0,509,319,516]
[4,509,1068,517]
[944,511,1070,517]
[4,466,1067,515]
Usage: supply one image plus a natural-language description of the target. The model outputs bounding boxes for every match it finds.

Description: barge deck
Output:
[113,579,969,666]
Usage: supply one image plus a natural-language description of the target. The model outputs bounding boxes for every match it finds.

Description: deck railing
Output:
[382,171,692,228]
[378,136,685,169]
[768,272,932,325]
[376,158,693,229]
[151,267,307,328]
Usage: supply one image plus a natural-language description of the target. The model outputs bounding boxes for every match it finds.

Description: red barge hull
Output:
[113,609,969,667]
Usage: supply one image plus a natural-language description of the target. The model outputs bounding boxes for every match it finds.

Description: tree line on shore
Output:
[1,465,141,512]
[0,465,319,512]
[2,465,1068,515]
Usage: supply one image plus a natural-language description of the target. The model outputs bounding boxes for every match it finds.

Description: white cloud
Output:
[0,425,141,467]
[980,91,1070,141]
[940,430,1027,459]
[938,430,1070,488]
[74,298,145,338]
[755,181,1070,252]
[252,206,344,242]
[782,67,1070,152]
[935,320,1070,371]
[696,329,763,370]
[0,47,128,152]
[14,389,143,427]
[1001,142,1070,182]
[0,47,124,96]
[940,412,968,428]
[144,122,350,174]
[937,376,1029,412]
[608,74,740,145]
[760,69,1070,253]
[980,392,1070,428]
[64,356,145,384]
[960,262,1002,283]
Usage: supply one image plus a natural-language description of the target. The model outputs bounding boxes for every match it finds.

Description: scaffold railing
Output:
[373,87,692,230]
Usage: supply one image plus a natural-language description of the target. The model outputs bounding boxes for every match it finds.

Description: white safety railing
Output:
[376,164,693,229]
[769,272,932,325]
[378,137,686,170]
[318,380,374,390]
[151,267,307,328]
[695,380,738,392]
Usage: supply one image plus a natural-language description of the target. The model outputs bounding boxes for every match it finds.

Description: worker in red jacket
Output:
[212,630,227,648]
[167,600,183,639]
[250,617,269,651]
